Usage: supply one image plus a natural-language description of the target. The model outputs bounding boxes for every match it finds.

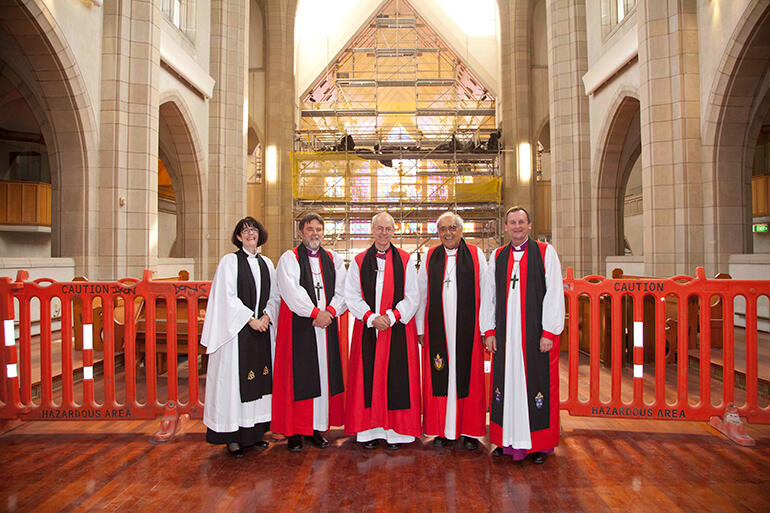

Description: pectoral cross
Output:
[511,274,518,290]
[444,276,451,288]
[314,281,323,300]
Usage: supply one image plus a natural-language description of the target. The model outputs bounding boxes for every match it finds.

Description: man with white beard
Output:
[273,213,347,452]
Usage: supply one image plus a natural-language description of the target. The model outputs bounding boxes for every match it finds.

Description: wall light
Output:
[518,142,531,182]
[266,145,277,184]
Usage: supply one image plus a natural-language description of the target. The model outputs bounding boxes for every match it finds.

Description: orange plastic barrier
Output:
[1,267,767,424]
[559,267,770,424]
[0,270,349,422]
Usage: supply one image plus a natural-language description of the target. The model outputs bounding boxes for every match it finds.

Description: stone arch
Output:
[594,91,641,268]
[158,93,205,271]
[702,0,770,269]
[0,0,96,269]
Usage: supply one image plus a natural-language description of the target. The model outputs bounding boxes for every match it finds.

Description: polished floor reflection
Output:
[1,413,769,512]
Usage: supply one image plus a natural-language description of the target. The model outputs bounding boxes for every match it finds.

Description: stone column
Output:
[637,0,703,276]
[261,0,296,262]
[208,0,250,275]
[498,1,535,219]
[546,0,592,276]
[98,0,161,279]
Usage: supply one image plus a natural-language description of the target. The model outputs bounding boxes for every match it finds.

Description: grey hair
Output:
[371,211,395,227]
[436,211,464,230]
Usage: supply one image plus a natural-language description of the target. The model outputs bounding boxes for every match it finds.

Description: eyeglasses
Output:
[437,225,458,233]
[241,228,259,235]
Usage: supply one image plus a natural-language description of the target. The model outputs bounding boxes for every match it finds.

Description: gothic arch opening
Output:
[705,1,770,265]
[158,98,204,270]
[0,1,94,265]
[595,95,641,268]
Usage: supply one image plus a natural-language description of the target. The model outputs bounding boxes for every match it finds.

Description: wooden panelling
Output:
[0,180,51,226]
[753,174,770,217]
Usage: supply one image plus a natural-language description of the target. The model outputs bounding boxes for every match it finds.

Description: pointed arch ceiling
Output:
[299,0,497,149]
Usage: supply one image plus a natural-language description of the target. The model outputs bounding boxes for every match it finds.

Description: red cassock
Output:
[344,247,421,437]
[487,240,561,453]
[272,247,345,436]
[421,242,486,438]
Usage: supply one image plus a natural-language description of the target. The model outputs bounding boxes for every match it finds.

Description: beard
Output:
[305,238,321,250]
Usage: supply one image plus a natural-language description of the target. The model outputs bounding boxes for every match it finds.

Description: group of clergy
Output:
[200,207,565,464]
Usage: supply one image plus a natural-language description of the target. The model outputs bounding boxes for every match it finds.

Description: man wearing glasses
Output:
[416,212,489,451]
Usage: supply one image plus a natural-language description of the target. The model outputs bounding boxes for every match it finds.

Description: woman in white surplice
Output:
[202,217,280,457]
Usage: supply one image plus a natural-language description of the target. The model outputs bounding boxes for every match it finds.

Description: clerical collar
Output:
[376,247,390,259]
[511,240,528,252]
[306,246,319,258]
[445,247,458,256]
[242,247,258,258]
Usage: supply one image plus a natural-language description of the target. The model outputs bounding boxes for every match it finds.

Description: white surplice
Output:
[479,243,565,449]
[344,249,419,444]
[415,244,489,440]
[202,248,281,433]
[275,248,347,431]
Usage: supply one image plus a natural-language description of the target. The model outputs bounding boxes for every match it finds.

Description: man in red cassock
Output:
[480,206,565,464]
[273,213,347,452]
[343,211,421,450]
[416,211,488,450]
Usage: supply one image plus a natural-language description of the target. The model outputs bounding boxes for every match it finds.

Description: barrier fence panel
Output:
[0,272,212,421]
[1,267,768,424]
[560,267,770,424]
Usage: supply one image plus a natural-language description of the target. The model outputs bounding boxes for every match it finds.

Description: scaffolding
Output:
[294,0,501,262]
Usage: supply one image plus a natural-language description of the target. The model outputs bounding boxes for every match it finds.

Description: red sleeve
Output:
[392,309,402,322]
[484,330,496,338]
[363,311,374,324]
[542,330,559,342]
[326,305,337,317]
[310,307,320,319]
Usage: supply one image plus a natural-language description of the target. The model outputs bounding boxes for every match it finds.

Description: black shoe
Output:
[491,446,504,457]
[227,442,244,458]
[432,436,451,448]
[362,440,378,450]
[307,430,329,449]
[254,440,269,449]
[287,435,303,452]
[462,436,479,450]
[531,452,547,464]
[386,443,400,451]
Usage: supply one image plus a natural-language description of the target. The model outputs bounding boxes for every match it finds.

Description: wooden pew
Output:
[611,268,730,364]
[73,277,144,352]
[560,280,612,364]
[134,271,207,375]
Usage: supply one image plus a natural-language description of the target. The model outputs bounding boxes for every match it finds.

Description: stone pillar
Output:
[546,0,592,276]
[637,0,702,276]
[498,1,535,220]
[261,0,297,262]
[98,0,161,279]
[208,0,250,274]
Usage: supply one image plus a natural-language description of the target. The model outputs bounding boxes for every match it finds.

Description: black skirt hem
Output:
[206,421,270,447]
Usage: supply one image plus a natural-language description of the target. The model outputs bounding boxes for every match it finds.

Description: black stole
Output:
[235,250,272,402]
[490,239,550,431]
[426,239,476,398]
[292,244,344,402]
[360,244,410,410]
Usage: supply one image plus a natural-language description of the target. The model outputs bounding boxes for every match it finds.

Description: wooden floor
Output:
[1,413,770,512]
[4,328,770,512]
